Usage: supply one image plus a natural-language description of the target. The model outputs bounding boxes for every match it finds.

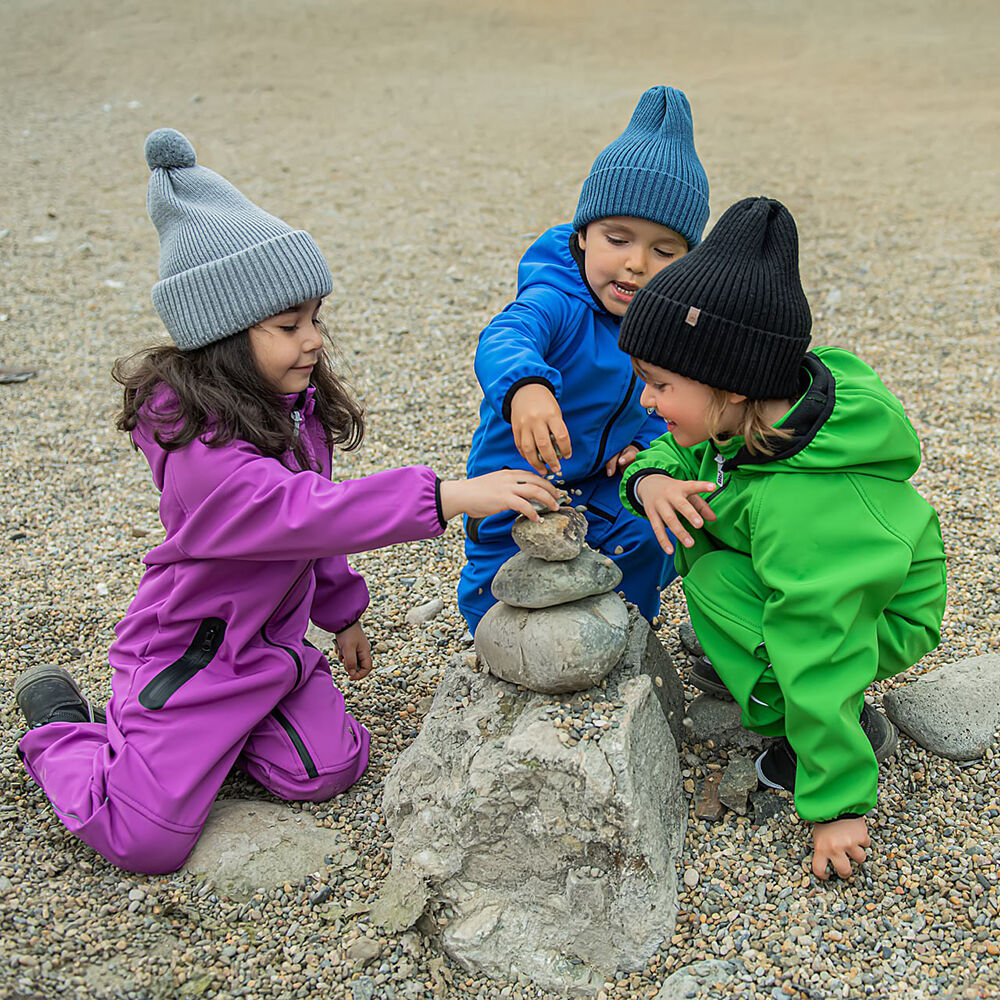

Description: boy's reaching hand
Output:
[605,445,639,477]
[510,384,572,476]
[439,470,561,523]
[811,817,871,879]
[335,621,373,681]
[635,474,717,554]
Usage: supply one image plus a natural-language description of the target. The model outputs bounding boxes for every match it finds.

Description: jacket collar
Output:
[281,386,317,419]
[568,230,619,319]
[719,352,836,471]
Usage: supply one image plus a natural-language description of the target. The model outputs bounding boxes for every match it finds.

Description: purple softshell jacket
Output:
[18,385,448,873]
[112,386,446,678]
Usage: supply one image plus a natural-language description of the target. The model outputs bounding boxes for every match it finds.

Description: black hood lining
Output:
[722,352,836,471]
[568,230,617,317]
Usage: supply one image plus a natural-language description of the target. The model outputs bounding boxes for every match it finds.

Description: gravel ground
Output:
[2,1,999,998]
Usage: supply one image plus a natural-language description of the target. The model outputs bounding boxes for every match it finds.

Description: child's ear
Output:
[576,227,588,251]
[727,392,748,406]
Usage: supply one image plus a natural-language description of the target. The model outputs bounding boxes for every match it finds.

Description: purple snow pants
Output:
[18,642,369,875]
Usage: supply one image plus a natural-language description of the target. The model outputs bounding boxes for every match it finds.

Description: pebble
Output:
[1,9,997,1000]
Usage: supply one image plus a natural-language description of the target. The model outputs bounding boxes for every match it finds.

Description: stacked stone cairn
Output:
[380,505,689,998]
[476,504,630,693]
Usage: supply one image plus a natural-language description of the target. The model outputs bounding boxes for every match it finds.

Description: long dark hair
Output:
[113,322,365,470]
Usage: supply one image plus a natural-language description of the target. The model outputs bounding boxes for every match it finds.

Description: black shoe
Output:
[689,656,735,701]
[755,738,797,791]
[860,701,898,763]
[678,618,705,659]
[14,665,105,729]
[755,702,898,793]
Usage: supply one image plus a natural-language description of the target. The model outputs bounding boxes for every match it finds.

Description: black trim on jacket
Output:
[626,352,837,515]
[434,477,446,529]
[568,230,614,315]
[138,617,227,710]
[501,377,557,423]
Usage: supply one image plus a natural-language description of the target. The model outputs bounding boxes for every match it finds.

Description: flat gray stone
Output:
[678,619,704,659]
[685,694,765,751]
[717,754,758,814]
[475,591,629,693]
[511,505,587,561]
[183,799,336,899]
[884,655,1000,761]
[491,546,622,609]
[655,959,737,999]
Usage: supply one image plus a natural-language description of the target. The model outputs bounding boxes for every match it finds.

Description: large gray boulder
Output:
[475,591,629,694]
[491,546,623,609]
[381,610,686,997]
[884,655,1000,761]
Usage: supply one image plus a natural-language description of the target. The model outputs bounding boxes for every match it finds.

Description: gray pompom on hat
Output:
[144,128,333,350]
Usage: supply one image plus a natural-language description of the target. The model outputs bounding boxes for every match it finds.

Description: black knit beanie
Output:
[618,197,811,398]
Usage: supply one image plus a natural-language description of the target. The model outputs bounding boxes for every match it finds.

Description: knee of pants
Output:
[458,535,518,635]
[246,722,371,804]
[75,797,202,875]
[585,512,670,621]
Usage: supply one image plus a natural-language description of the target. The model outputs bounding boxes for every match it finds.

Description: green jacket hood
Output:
[717,347,922,481]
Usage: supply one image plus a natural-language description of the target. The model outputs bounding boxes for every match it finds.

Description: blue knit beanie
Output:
[144,128,333,350]
[572,87,710,248]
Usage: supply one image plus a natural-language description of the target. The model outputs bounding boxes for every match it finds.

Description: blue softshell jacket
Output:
[467,223,670,480]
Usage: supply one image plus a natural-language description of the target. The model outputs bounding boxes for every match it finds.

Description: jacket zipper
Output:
[585,373,637,478]
[709,451,734,503]
[138,617,227,710]
[259,562,313,688]
[272,707,319,779]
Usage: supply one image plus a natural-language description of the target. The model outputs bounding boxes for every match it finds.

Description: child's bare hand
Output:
[510,384,572,476]
[605,445,639,477]
[439,470,560,522]
[635,474,717,554]
[811,817,870,879]
[334,621,373,681]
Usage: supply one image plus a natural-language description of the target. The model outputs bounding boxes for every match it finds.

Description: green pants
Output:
[679,536,944,819]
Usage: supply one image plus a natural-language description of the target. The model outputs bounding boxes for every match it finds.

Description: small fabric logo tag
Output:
[685,306,701,327]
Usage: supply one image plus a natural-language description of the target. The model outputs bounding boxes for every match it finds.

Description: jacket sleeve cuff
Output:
[501,377,557,423]
[434,477,446,529]
[623,467,672,517]
[816,812,866,823]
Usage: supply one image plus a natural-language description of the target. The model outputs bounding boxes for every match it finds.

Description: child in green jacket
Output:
[616,196,946,880]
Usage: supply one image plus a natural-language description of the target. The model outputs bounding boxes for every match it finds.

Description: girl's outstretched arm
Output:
[439,469,560,522]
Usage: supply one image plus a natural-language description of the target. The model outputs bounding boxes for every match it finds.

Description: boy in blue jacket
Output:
[459,86,711,632]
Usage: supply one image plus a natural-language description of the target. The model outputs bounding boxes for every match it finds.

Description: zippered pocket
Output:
[272,708,319,779]
[138,617,227,710]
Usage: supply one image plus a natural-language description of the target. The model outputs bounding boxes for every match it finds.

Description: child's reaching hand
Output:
[811,817,870,880]
[440,469,561,522]
[605,445,639,477]
[335,621,373,681]
[635,474,717,554]
[510,384,572,476]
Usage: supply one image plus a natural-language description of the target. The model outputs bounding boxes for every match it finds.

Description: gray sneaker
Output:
[860,701,898,762]
[14,665,105,729]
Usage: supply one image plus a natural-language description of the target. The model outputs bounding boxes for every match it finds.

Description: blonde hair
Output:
[705,388,793,457]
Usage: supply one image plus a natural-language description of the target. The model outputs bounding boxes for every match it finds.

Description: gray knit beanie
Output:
[145,128,333,350]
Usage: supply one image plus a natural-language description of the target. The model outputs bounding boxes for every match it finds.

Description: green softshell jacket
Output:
[620,347,946,821]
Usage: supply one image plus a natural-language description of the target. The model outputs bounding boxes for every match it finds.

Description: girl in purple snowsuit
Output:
[14,128,558,875]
